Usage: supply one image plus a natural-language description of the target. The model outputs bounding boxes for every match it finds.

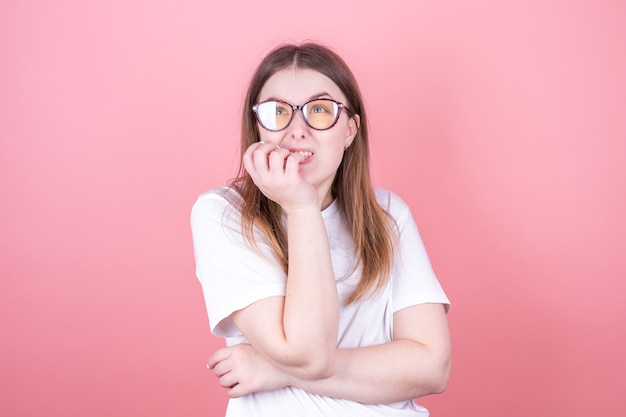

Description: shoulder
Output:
[191,186,242,225]
[194,185,241,205]
[374,188,411,219]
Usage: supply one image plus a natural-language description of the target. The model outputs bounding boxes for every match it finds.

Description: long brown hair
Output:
[231,42,395,304]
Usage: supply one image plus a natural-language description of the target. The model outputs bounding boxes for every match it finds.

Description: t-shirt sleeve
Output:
[190,189,286,337]
[382,191,450,313]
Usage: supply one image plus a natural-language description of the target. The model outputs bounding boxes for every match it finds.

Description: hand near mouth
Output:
[243,141,318,212]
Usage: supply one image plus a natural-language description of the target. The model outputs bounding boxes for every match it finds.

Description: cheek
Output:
[325,140,348,168]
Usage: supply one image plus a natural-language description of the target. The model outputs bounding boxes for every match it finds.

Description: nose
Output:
[287,108,309,140]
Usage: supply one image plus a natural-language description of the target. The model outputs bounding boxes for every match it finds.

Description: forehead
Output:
[258,67,346,103]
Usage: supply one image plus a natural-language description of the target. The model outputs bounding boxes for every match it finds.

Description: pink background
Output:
[2,1,625,416]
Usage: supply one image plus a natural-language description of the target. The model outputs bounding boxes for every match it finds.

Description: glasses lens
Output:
[303,100,339,130]
[256,101,292,131]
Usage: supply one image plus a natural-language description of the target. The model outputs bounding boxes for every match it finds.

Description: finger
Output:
[284,152,304,176]
[207,347,231,370]
[252,143,275,172]
[217,371,239,390]
[251,141,281,157]
[258,140,281,150]
[243,142,265,176]
[243,141,277,168]
[243,140,266,158]
[227,383,248,398]
[211,359,231,378]
[268,148,290,173]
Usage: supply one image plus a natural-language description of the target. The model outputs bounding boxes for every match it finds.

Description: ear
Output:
[345,114,360,148]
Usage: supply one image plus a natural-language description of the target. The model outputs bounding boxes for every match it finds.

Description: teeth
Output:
[292,151,312,157]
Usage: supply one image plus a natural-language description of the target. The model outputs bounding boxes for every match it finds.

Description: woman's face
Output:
[256,67,359,207]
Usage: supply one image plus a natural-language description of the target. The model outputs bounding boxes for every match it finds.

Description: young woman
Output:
[191,42,451,416]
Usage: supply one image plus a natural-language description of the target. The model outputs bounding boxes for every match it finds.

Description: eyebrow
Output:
[262,92,334,103]
[308,92,333,100]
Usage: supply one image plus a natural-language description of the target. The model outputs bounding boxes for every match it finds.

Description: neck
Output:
[319,189,334,211]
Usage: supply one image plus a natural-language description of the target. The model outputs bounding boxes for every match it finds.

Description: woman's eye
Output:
[311,105,327,113]
[275,106,288,115]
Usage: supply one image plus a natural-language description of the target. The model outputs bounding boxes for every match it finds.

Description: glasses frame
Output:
[252,98,353,132]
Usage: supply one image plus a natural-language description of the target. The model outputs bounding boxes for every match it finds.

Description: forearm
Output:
[289,340,451,403]
[231,203,339,378]
[281,205,339,376]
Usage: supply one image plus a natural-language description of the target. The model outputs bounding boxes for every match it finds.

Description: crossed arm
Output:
[207,142,451,403]
[208,302,451,404]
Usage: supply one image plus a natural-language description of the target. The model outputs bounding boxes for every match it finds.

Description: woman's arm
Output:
[228,202,339,379]
[292,303,451,402]
[210,303,451,403]
[212,143,339,380]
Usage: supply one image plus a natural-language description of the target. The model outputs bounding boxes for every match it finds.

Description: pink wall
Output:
[2,1,625,416]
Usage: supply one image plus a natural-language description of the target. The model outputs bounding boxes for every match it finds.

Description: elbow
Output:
[430,373,450,395]
[429,355,452,394]
[306,360,335,380]
[269,336,336,380]
[297,348,336,380]
[283,342,335,380]
[410,348,451,397]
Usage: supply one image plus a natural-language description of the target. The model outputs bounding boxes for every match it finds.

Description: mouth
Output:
[290,150,313,158]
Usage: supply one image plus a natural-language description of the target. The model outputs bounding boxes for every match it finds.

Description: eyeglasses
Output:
[252,99,351,132]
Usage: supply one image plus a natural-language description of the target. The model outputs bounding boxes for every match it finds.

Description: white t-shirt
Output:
[191,186,450,417]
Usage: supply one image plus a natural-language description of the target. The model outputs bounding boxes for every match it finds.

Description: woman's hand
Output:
[208,344,290,398]
[243,141,317,212]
